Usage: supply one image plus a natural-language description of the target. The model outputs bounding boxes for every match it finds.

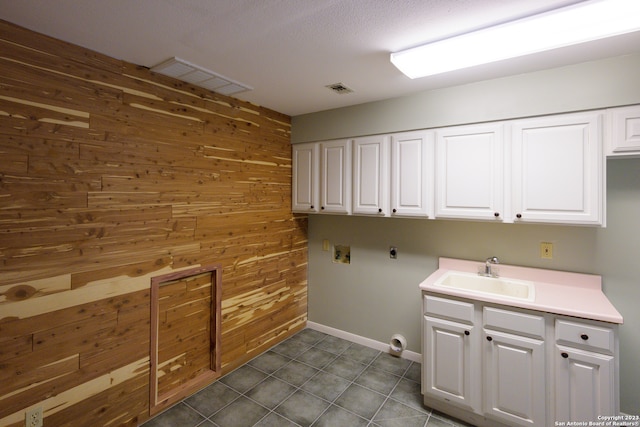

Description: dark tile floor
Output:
[142,328,472,427]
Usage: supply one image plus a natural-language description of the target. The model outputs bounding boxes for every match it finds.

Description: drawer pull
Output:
[494,212,500,217]
[486,336,493,342]
[464,330,470,336]
[580,334,589,341]
[561,352,569,359]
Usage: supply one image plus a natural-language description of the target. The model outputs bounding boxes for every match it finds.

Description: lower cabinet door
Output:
[555,346,615,422]
[484,330,546,427]
[424,316,479,412]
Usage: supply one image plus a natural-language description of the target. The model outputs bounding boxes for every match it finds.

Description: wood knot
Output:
[3,285,37,301]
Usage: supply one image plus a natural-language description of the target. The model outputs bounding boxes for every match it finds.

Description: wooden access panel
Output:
[150,265,222,415]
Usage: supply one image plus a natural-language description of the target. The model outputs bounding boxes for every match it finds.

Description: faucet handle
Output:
[486,256,499,264]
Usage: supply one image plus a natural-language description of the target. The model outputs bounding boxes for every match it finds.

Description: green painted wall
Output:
[295,54,640,414]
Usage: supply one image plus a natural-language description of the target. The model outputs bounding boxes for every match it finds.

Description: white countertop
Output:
[419,257,623,324]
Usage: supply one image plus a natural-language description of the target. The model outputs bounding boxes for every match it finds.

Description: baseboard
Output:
[306,321,422,363]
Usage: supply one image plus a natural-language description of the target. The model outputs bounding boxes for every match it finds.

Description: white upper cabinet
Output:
[511,112,604,225]
[435,123,505,221]
[291,108,610,226]
[390,131,435,217]
[607,104,640,157]
[319,139,352,214]
[353,135,390,215]
[292,142,319,213]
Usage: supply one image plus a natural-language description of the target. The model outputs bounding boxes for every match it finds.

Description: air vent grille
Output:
[326,83,354,94]
[151,57,252,96]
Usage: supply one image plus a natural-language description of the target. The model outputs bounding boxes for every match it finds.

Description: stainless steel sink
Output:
[434,271,535,301]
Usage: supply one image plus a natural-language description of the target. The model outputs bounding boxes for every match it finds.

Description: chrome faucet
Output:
[483,256,500,277]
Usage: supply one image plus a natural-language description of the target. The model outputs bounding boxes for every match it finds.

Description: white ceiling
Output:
[1,0,640,116]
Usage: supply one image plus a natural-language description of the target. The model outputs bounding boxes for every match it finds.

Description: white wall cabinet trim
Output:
[511,112,604,225]
[390,130,435,218]
[292,107,612,226]
[435,123,505,221]
[353,135,390,216]
[292,142,319,213]
[607,104,640,157]
[319,139,352,214]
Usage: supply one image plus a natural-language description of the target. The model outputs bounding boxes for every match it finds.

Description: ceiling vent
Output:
[326,83,354,95]
[150,57,252,96]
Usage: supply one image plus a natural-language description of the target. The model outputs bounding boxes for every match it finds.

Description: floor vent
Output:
[326,82,354,94]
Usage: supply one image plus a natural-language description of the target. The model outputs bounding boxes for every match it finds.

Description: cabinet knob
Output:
[464,330,470,336]
[486,336,493,342]
[310,205,314,209]
[378,208,383,213]
[561,352,569,359]
[516,213,522,219]
[580,334,589,341]
[392,208,397,213]
[321,206,325,210]
[494,212,500,217]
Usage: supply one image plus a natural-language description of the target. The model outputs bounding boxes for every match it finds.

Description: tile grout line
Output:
[143,330,432,427]
[240,332,348,426]
[241,334,416,426]
[305,338,383,426]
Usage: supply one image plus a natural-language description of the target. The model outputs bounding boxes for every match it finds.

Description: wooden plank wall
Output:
[0,19,308,426]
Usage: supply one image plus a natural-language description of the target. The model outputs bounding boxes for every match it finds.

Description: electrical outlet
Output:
[540,242,553,259]
[390,246,398,259]
[25,407,43,427]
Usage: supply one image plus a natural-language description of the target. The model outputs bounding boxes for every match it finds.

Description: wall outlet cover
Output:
[333,245,350,264]
[540,242,553,259]
[25,407,43,427]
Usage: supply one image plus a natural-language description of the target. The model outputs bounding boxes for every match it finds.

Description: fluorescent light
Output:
[151,57,252,96]
[390,0,640,79]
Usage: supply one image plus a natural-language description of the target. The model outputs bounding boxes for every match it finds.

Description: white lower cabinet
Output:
[422,293,619,427]
[483,307,546,427]
[555,318,618,421]
[424,317,477,411]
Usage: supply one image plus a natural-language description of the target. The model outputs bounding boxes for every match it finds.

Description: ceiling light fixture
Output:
[390,0,640,79]
[150,57,252,96]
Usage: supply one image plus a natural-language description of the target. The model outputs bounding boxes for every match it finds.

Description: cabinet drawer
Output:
[424,294,474,324]
[484,306,545,338]
[556,319,614,353]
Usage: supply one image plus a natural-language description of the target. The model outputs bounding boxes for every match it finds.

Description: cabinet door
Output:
[424,316,479,412]
[555,346,615,421]
[390,131,434,217]
[353,135,389,215]
[435,123,505,221]
[511,113,604,225]
[484,330,546,427]
[607,105,640,157]
[292,143,318,213]
[320,139,351,214]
